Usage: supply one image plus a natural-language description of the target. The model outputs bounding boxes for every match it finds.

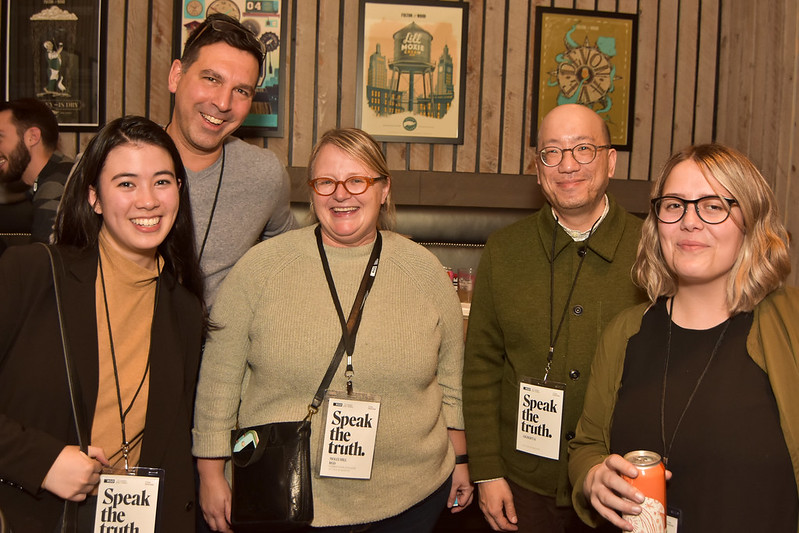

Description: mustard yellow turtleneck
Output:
[91,228,159,470]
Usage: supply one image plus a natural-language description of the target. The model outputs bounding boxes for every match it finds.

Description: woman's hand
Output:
[41,445,109,501]
[583,454,646,531]
[197,458,233,533]
[448,463,474,513]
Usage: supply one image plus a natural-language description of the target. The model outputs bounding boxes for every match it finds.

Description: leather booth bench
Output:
[2,204,531,275]
[291,202,533,273]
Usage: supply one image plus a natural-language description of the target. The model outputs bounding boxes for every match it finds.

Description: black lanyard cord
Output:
[545,213,601,381]
[315,225,382,394]
[98,255,161,471]
[198,144,225,262]
[660,297,730,466]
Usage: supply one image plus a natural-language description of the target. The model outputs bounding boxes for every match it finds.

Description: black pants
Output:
[506,479,603,533]
[303,475,452,533]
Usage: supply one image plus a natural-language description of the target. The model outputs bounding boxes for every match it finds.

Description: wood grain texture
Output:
[339,0,360,129]
[693,0,718,145]
[499,0,528,175]
[105,0,126,121]
[629,0,657,182]
[478,0,503,174]
[95,0,799,276]
[649,0,678,178]
[124,0,149,116]
[672,0,699,151]
[316,0,340,141]
[455,0,483,173]
[264,0,294,167]
[150,0,174,125]
[289,0,317,168]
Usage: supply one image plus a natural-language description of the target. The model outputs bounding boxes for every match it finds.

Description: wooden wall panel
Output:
[753,5,780,171]
[774,0,799,244]
[289,0,317,168]
[339,0,360,129]
[432,143,454,172]
[149,0,174,125]
[60,134,78,159]
[521,0,542,175]
[92,0,796,183]
[409,144,429,171]
[124,0,149,116]
[781,0,799,285]
[672,0,699,152]
[747,4,768,167]
[649,1,678,176]
[316,0,340,140]
[105,0,126,123]
[454,0,483,173]
[629,0,656,181]
[477,0,504,173]
[263,0,293,167]
[693,0,718,145]
[499,0,528,175]
[88,0,799,275]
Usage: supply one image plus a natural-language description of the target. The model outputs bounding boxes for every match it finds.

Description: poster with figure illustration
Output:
[3,0,106,130]
[531,8,637,149]
[356,0,468,144]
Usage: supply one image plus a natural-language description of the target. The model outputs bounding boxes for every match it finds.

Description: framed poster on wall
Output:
[174,0,286,137]
[531,8,637,149]
[356,0,468,144]
[2,0,106,131]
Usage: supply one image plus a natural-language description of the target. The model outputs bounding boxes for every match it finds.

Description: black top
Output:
[610,298,797,533]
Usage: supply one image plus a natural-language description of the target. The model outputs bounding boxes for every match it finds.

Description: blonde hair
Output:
[633,143,791,313]
[306,128,395,230]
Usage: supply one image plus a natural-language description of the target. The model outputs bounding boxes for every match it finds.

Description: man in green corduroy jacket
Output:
[463,104,646,533]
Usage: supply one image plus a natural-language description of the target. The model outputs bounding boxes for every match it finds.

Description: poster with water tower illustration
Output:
[356,0,468,144]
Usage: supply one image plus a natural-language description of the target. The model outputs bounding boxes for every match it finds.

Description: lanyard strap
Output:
[544,214,600,381]
[198,144,225,262]
[315,225,382,395]
[98,255,160,471]
[660,297,730,465]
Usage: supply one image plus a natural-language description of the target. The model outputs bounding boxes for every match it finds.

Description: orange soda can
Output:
[621,450,666,533]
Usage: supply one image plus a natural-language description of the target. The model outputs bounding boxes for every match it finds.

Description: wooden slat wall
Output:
[715,0,799,284]
[55,0,799,281]
[60,0,730,177]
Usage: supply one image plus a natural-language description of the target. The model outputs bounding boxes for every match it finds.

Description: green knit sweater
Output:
[463,196,645,506]
[193,225,464,526]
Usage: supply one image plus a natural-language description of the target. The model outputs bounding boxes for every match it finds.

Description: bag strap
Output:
[41,243,90,450]
[39,244,88,533]
[307,231,381,418]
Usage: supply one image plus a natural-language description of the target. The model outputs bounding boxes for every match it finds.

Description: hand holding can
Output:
[621,450,667,533]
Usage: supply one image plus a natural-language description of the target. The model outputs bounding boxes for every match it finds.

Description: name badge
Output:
[516,378,565,460]
[667,507,682,533]
[93,467,163,533]
[318,391,380,479]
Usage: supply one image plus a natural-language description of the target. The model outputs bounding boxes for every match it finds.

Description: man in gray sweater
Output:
[167,14,295,306]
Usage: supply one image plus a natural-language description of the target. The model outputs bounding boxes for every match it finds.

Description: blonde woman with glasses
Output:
[569,143,798,533]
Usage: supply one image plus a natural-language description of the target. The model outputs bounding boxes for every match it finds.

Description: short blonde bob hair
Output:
[306,127,395,231]
[633,143,791,313]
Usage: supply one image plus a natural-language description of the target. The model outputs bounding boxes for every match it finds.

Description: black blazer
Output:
[0,244,203,532]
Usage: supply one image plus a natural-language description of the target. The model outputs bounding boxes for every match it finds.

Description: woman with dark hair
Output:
[568,143,798,532]
[0,115,206,532]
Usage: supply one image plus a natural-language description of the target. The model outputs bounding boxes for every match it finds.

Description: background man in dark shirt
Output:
[0,98,71,246]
